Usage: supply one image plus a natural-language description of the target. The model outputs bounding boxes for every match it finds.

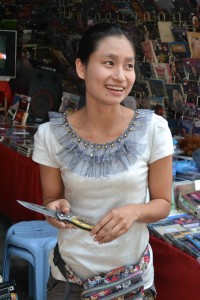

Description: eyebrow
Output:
[101,53,135,62]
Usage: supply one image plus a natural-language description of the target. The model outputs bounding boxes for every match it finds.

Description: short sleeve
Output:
[149,114,173,164]
[32,122,60,168]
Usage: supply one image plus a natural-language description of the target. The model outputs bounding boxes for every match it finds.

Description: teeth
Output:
[106,85,124,91]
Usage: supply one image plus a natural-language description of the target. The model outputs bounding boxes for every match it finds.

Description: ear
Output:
[75,58,85,80]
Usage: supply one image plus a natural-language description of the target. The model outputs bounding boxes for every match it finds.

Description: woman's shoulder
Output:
[37,120,51,130]
[136,108,155,121]
[33,113,65,155]
[150,111,168,124]
[35,112,64,141]
[133,110,170,137]
[35,120,51,138]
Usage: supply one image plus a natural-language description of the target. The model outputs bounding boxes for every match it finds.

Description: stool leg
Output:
[2,249,34,299]
[28,263,34,298]
[3,247,35,299]
[3,221,58,300]
[2,250,11,281]
[43,239,57,300]
[34,257,44,300]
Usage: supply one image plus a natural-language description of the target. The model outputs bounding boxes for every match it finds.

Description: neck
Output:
[83,105,125,130]
[81,105,133,144]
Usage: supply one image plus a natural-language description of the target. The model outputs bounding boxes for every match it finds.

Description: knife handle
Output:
[56,212,94,231]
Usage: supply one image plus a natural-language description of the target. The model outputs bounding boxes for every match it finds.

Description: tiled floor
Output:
[0,212,32,299]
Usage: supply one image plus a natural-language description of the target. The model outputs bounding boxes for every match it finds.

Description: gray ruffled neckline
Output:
[49,110,153,178]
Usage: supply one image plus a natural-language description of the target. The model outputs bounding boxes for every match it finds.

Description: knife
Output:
[17,200,94,231]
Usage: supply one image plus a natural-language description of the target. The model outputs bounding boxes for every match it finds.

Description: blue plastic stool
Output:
[2,220,58,300]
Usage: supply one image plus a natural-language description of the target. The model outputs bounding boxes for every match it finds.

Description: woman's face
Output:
[191,66,197,74]
[193,38,200,52]
[173,90,179,98]
[173,90,182,101]
[76,35,136,106]
[170,62,176,72]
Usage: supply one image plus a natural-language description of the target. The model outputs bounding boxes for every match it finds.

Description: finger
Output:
[98,226,127,244]
[95,219,115,238]
[46,199,70,214]
[45,216,64,228]
[46,217,77,229]
[90,215,111,236]
[102,227,127,243]
[95,218,130,244]
[92,218,118,244]
[60,202,70,214]
[63,222,77,229]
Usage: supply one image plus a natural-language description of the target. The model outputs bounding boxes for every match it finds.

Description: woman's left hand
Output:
[90,204,138,244]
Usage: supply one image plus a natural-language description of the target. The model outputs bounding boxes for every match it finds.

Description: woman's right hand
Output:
[45,199,77,229]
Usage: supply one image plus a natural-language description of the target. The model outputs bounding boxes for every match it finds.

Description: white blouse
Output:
[32,109,173,289]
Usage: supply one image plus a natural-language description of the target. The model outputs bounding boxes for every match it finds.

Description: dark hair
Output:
[76,23,135,65]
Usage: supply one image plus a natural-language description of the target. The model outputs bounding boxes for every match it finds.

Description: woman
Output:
[190,37,200,58]
[172,89,184,115]
[169,61,181,83]
[190,65,199,81]
[32,23,173,299]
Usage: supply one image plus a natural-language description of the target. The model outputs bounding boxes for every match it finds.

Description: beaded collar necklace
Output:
[63,110,140,153]
[49,110,150,177]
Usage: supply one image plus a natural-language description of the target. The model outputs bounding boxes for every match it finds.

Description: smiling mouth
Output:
[106,85,125,92]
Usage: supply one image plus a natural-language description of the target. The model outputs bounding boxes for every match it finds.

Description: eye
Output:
[126,63,134,70]
[104,61,114,66]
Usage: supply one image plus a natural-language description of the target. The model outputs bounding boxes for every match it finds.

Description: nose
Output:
[113,67,126,81]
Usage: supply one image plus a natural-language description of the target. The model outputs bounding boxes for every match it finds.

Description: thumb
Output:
[60,199,70,213]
